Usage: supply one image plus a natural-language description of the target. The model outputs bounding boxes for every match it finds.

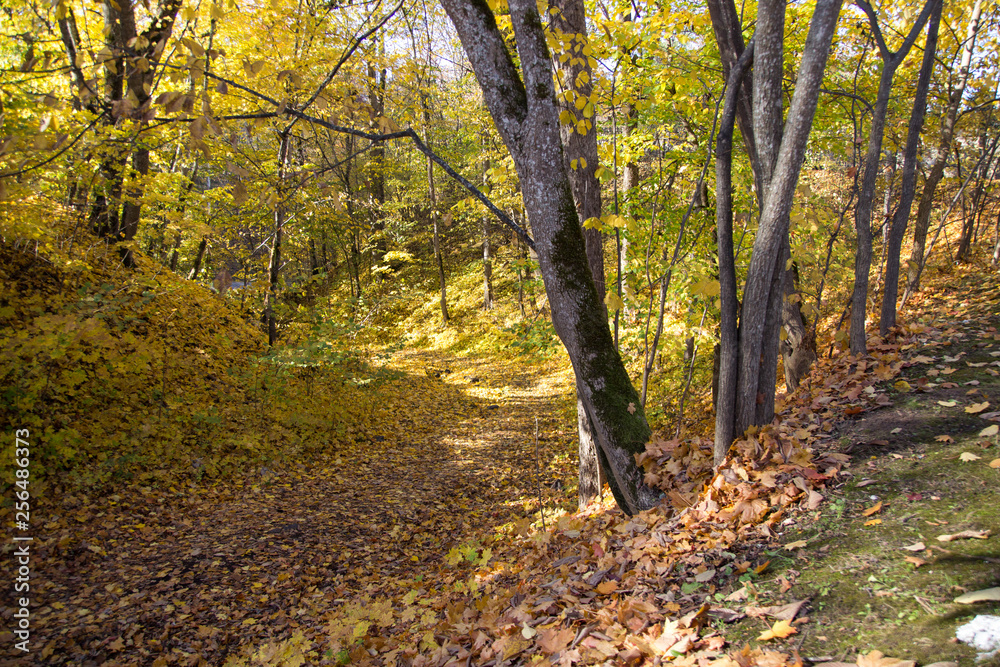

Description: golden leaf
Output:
[757,619,797,641]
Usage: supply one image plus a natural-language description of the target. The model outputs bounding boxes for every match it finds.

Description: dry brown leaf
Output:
[953,587,1000,604]
[937,529,990,542]
[596,580,618,595]
[784,540,807,550]
[746,600,807,621]
[903,556,927,567]
[538,627,575,654]
[855,650,916,667]
[901,541,925,551]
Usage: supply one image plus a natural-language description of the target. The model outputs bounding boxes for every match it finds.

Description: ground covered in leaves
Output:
[1,253,999,666]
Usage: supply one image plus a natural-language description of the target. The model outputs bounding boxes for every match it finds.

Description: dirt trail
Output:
[9,351,577,665]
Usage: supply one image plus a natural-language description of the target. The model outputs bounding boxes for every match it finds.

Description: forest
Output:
[1,0,1000,662]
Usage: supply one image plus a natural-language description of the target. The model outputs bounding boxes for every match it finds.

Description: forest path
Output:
[22,349,579,665]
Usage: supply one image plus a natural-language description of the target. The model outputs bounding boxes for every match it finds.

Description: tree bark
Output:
[848,0,938,355]
[262,131,291,345]
[715,0,843,463]
[188,237,207,280]
[442,0,658,514]
[550,0,607,508]
[879,1,940,335]
[428,153,450,326]
[780,253,817,390]
[906,0,982,294]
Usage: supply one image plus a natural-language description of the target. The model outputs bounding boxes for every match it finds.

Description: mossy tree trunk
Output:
[550,0,607,509]
[442,0,658,514]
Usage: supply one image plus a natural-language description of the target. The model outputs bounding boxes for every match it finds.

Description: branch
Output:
[820,87,875,115]
[286,0,404,133]
[0,117,101,179]
[853,0,890,58]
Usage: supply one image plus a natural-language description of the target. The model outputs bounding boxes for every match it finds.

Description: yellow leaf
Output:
[980,424,999,437]
[862,501,882,516]
[864,518,882,526]
[989,459,1000,468]
[758,619,797,641]
[893,380,911,392]
[784,540,807,550]
[960,452,981,462]
[966,401,990,414]
[604,292,624,312]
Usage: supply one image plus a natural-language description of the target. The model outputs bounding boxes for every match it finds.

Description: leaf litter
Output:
[2,257,999,665]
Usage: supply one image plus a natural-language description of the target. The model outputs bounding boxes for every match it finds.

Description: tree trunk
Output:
[188,237,207,280]
[879,1,940,335]
[714,0,843,463]
[427,154,450,326]
[442,0,659,514]
[780,253,817,391]
[848,0,938,355]
[906,0,982,293]
[550,0,607,508]
[262,131,291,346]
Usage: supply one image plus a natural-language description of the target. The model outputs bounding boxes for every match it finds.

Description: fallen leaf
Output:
[902,541,926,551]
[980,424,999,437]
[694,568,716,583]
[934,434,954,443]
[966,401,990,414]
[937,400,958,407]
[596,580,618,595]
[538,627,575,654]
[903,556,927,567]
[784,540,807,550]
[864,519,882,526]
[746,600,807,621]
[856,650,916,667]
[758,619,797,641]
[954,587,1000,604]
[990,459,1000,468]
[937,529,990,542]
[862,501,883,516]
[960,452,981,462]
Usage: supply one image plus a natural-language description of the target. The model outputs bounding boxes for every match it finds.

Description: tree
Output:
[907,0,985,287]
[712,0,843,463]
[440,0,659,514]
[847,0,937,355]
[879,0,941,335]
[549,0,607,508]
